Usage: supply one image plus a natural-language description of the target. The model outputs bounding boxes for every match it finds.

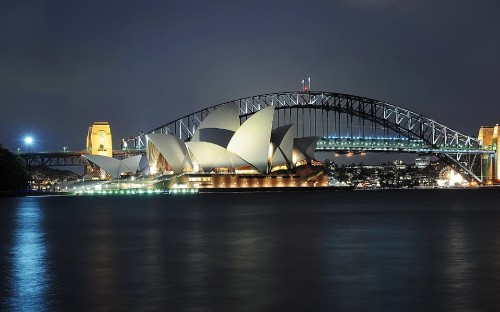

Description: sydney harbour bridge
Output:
[21,91,496,183]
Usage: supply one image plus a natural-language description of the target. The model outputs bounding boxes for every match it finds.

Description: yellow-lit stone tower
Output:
[86,122,113,157]
[478,125,499,183]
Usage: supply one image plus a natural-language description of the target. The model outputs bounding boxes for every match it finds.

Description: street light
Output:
[24,136,33,191]
[24,136,33,146]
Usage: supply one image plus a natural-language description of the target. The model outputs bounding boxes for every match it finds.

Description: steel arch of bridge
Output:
[148,91,491,182]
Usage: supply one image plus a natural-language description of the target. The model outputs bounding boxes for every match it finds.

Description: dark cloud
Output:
[1,0,499,152]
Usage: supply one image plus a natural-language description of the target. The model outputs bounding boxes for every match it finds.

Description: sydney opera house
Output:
[83,104,327,190]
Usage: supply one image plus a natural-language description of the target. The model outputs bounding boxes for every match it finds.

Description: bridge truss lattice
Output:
[148,91,492,182]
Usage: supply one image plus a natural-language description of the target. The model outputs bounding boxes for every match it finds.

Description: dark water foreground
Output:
[1,189,500,311]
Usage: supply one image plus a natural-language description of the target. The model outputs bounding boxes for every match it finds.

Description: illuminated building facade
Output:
[81,105,326,188]
[144,103,326,188]
[146,105,319,172]
[415,157,431,169]
[86,122,113,157]
[478,125,500,183]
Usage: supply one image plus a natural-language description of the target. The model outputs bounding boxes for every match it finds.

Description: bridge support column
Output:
[481,154,493,183]
[478,125,500,184]
[496,125,500,183]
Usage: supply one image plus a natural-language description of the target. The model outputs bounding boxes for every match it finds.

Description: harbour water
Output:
[1,189,500,311]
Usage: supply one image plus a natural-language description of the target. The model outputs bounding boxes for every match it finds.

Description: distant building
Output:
[393,160,406,170]
[415,157,430,168]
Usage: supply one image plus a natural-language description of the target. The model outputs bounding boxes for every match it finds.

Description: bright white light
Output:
[24,136,33,145]
[436,179,447,187]
[150,166,157,175]
[448,170,464,186]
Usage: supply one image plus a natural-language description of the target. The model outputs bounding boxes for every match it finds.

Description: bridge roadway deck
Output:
[19,149,146,166]
[19,139,494,167]
[316,138,494,155]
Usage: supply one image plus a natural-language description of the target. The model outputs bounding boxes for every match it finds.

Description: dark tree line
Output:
[0,144,29,192]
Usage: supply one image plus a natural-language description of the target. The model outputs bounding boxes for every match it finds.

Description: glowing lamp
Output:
[24,136,33,145]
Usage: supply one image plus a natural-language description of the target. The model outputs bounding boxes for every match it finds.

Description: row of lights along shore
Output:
[76,189,199,195]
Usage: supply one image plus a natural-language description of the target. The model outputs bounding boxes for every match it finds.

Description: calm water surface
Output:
[1,189,500,311]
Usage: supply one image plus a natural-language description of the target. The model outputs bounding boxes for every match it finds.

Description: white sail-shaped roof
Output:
[270,124,294,168]
[146,133,192,174]
[119,155,143,175]
[83,154,121,179]
[196,128,235,147]
[292,137,319,165]
[83,154,142,179]
[187,141,249,171]
[227,105,275,173]
[191,103,240,143]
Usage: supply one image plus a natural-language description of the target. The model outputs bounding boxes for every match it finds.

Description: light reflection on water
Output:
[1,190,500,311]
[84,208,119,308]
[9,198,50,311]
[321,216,424,310]
[444,217,473,311]
[226,206,274,310]
[141,206,164,309]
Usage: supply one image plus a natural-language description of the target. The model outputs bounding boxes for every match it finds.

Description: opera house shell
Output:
[145,104,319,176]
[82,154,143,179]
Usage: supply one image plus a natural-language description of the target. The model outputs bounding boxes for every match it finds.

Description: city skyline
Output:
[1,0,499,152]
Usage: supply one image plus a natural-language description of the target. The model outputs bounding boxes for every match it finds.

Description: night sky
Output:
[1,0,499,153]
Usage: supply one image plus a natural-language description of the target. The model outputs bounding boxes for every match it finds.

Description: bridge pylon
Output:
[478,125,500,184]
[86,122,113,157]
